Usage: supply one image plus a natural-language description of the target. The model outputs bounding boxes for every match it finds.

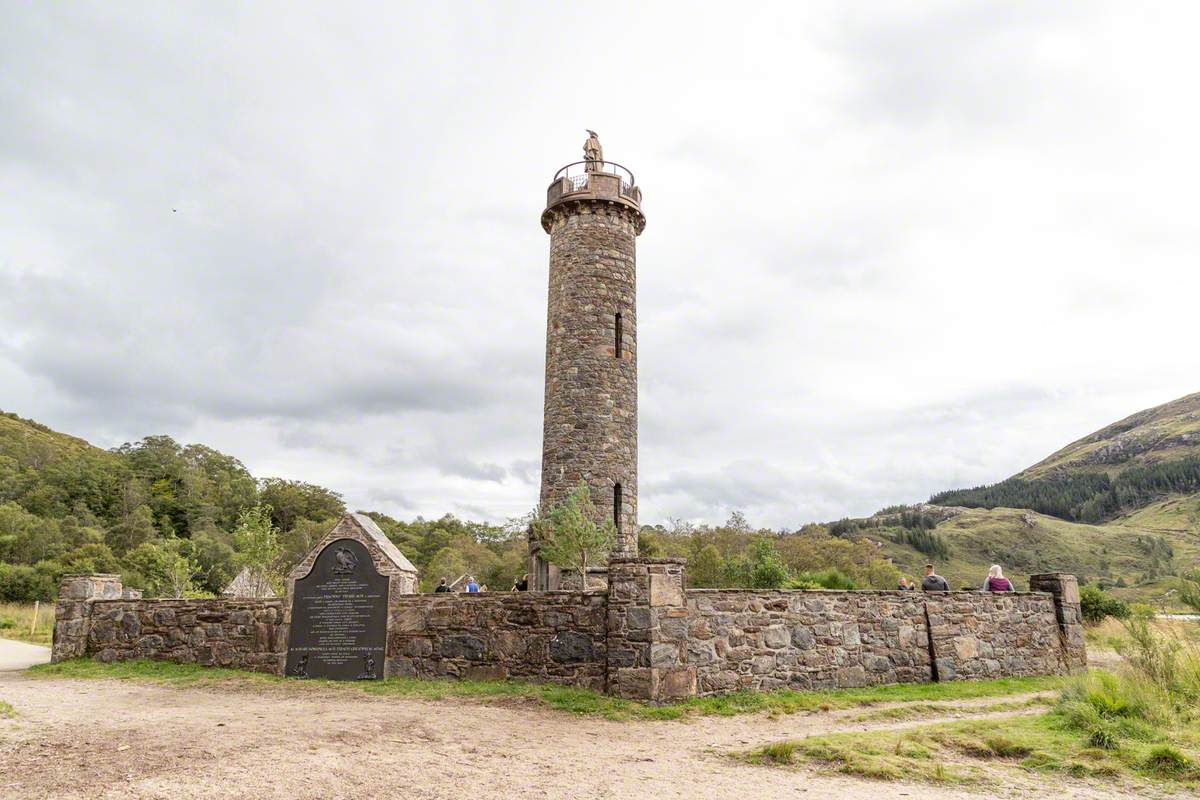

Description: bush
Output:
[790,568,857,590]
[0,562,56,602]
[1080,585,1130,624]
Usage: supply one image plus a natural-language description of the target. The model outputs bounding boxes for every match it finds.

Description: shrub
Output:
[1079,585,1130,624]
[1141,745,1194,778]
[0,562,55,602]
[790,568,857,590]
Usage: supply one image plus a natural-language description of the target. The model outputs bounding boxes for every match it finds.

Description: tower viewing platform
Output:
[542,159,645,233]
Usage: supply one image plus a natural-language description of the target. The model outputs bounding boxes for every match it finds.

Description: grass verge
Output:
[0,699,15,718]
[28,659,1061,722]
[747,705,1199,787]
[0,602,54,646]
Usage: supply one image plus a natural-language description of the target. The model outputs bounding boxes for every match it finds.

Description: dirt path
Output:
[0,638,50,671]
[0,671,1150,800]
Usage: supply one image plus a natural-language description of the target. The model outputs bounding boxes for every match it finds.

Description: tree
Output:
[123,539,202,598]
[747,539,790,589]
[421,546,468,592]
[533,482,615,590]
[231,505,283,598]
[689,544,724,588]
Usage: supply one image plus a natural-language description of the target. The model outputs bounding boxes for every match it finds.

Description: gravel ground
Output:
[0,650,1158,800]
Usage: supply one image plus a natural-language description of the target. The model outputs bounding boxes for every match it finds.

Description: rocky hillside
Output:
[1021,392,1200,479]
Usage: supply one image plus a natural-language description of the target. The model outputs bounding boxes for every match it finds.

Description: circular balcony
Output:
[543,160,644,233]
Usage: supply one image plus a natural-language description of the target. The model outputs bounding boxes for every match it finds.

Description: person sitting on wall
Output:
[434,577,451,593]
[920,564,950,592]
[898,577,911,590]
[466,576,480,593]
[511,573,529,592]
[983,564,1015,592]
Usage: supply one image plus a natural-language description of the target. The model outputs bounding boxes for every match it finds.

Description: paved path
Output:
[0,639,50,671]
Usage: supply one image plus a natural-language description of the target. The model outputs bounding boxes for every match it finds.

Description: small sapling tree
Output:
[232,504,283,598]
[533,481,615,590]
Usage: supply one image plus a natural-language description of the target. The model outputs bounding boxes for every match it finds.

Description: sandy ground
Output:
[0,640,1159,800]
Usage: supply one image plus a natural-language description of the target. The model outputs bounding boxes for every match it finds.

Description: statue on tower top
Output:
[583,130,603,172]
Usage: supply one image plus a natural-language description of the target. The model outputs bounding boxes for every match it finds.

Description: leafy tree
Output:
[532,482,615,590]
[122,539,203,598]
[231,505,283,598]
[257,478,345,532]
[689,544,724,588]
[747,539,790,589]
[105,505,156,555]
[421,546,468,592]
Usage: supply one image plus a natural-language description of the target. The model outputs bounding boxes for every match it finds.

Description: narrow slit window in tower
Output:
[614,312,623,358]
[613,482,622,532]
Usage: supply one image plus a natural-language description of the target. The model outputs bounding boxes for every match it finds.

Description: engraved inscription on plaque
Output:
[285,538,388,680]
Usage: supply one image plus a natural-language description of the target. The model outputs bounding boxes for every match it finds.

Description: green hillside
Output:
[905,392,1200,605]
[1022,392,1200,479]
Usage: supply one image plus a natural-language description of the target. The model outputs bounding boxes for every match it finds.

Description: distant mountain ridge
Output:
[929,392,1200,525]
[1020,392,1200,480]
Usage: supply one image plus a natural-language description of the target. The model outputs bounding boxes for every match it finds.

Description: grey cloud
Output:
[434,457,507,484]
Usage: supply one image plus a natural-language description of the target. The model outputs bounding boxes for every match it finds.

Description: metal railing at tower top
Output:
[552,160,637,196]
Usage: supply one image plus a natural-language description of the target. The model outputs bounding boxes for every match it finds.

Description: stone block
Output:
[649,643,679,668]
[659,668,696,700]
[550,632,595,663]
[649,573,682,607]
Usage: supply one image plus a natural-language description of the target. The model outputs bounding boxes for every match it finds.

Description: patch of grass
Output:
[851,695,1049,723]
[29,658,1062,723]
[749,676,1200,789]
[1142,745,1198,779]
[0,699,15,718]
[0,602,54,646]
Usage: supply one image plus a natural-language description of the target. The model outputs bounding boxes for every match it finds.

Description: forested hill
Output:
[0,409,525,601]
[930,392,1200,524]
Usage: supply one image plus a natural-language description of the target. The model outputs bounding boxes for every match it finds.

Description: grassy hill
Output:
[881,392,1200,605]
[1021,392,1200,479]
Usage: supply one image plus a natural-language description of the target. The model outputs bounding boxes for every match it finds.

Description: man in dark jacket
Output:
[920,564,950,592]
[434,578,451,593]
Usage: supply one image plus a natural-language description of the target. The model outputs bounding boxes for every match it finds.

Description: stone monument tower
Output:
[533,133,646,590]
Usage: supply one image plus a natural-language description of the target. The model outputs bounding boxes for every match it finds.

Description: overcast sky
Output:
[2,2,1198,529]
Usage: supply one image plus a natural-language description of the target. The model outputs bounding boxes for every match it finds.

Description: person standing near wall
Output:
[983,564,1014,592]
[434,578,451,593]
[921,564,950,592]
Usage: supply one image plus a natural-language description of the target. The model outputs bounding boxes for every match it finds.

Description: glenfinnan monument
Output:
[532,132,646,590]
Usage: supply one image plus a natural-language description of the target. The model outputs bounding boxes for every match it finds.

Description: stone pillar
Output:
[605,558,695,702]
[1030,573,1087,672]
[52,573,123,662]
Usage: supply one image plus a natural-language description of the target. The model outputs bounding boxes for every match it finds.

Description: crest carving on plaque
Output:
[332,546,359,574]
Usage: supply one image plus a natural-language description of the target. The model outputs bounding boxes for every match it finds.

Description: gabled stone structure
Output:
[285,512,418,596]
[222,566,277,598]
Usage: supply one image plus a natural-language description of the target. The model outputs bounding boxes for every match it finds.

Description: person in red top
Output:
[983,564,1014,592]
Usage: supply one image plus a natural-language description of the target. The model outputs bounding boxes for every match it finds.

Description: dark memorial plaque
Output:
[285,538,388,680]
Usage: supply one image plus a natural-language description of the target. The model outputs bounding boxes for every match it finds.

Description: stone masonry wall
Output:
[686,587,1084,696]
[686,590,932,695]
[53,565,1085,700]
[388,591,608,691]
[925,592,1065,681]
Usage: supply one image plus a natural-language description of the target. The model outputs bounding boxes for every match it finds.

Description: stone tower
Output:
[533,135,645,590]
